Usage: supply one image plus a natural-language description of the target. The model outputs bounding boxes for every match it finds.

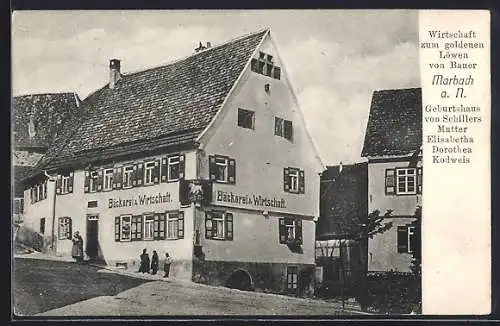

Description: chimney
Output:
[339,161,343,174]
[206,42,211,48]
[109,59,121,89]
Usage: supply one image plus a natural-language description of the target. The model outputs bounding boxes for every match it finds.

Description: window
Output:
[167,212,179,239]
[103,168,114,191]
[237,108,255,129]
[250,51,281,80]
[130,215,143,241]
[143,214,154,240]
[397,225,417,254]
[286,266,298,291]
[119,215,131,241]
[274,117,293,140]
[144,161,156,185]
[40,218,46,234]
[284,168,305,194]
[14,198,24,214]
[205,211,233,241]
[278,218,303,244]
[209,155,236,184]
[58,217,72,240]
[168,156,180,181]
[58,172,74,194]
[385,167,421,195]
[31,181,48,203]
[89,171,99,193]
[123,165,135,188]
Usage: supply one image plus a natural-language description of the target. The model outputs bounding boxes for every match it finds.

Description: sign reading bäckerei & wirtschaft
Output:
[108,192,172,208]
[215,190,286,208]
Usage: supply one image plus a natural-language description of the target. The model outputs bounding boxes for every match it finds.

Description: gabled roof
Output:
[34,29,268,174]
[12,92,81,150]
[361,88,422,158]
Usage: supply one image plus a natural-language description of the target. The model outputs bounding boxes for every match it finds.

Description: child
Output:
[163,252,173,278]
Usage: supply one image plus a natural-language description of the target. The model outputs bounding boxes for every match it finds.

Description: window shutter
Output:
[295,219,303,245]
[209,156,216,181]
[273,66,281,80]
[132,165,138,186]
[385,169,395,195]
[417,167,423,194]
[136,162,144,186]
[299,170,305,194]
[30,188,34,204]
[154,159,160,184]
[43,182,48,199]
[228,159,236,184]
[284,120,293,140]
[279,218,286,244]
[115,217,120,241]
[135,215,143,241]
[225,212,233,240]
[97,170,103,192]
[153,214,160,240]
[68,172,74,193]
[67,218,72,240]
[159,213,166,240]
[84,171,90,193]
[283,168,290,192]
[161,157,168,182]
[179,154,185,180]
[178,211,184,239]
[56,175,62,194]
[113,167,122,189]
[397,226,408,253]
[205,212,213,239]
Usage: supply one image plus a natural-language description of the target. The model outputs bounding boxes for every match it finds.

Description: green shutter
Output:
[178,211,184,239]
[115,217,120,241]
[179,154,185,180]
[209,156,216,181]
[417,167,423,194]
[132,165,138,186]
[154,159,160,184]
[295,219,303,245]
[225,213,233,240]
[397,226,408,253]
[279,218,286,244]
[385,169,395,195]
[205,212,213,239]
[153,214,160,240]
[67,218,72,240]
[136,163,144,186]
[97,169,103,192]
[113,167,122,189]
[161,157,168,182]
[228,158,236,184]
[299,170,305,194]
[56,175,62,194]
[84,171,90,193]
[159,213,166,240]
[283,168,290,192]
[68,172,74,193]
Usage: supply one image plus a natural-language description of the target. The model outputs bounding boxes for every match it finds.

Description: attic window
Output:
[251,51,281,80]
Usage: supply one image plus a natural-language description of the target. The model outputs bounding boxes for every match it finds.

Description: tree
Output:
[409,205,422,276]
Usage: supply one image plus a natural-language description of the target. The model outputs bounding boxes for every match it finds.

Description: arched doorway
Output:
[226,269,254,291]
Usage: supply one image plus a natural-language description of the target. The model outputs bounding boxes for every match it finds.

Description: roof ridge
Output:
[373,87,421,93]
[121,28,269,78]
[13,92,78,98]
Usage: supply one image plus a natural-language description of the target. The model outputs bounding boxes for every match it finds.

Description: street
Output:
[14,258,358,317]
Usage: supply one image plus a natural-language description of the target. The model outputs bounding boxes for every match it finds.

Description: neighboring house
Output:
[361,87,422,273]
[315,163,368,289]
[23,29,324,296]
[12,93,81,226]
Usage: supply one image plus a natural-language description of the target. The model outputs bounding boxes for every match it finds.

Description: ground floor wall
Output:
[192,260,315,297]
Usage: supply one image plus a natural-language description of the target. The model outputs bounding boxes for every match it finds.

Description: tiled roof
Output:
[34,29,268,174]
[361,88,422,158]
[12,93,81,149]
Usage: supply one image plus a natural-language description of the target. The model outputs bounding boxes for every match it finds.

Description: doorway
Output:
[86,215,99,260]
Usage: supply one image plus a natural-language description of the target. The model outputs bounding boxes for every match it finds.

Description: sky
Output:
[12,10,421,165]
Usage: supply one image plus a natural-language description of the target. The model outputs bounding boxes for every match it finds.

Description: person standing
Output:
[163,252,172,278]
[139,249,150,273]
[71,232,84,263]
[151,250,159,275]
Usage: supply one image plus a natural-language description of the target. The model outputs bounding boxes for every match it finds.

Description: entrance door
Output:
[86,215,99,260]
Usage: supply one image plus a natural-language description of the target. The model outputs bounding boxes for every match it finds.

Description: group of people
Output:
[139,249,173,278]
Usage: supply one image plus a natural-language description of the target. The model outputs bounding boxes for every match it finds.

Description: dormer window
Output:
[251,51,281,80]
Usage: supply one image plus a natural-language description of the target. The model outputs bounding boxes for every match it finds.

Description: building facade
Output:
[23,29,324,296]
[361,88,422,273]
[12,93,81,232]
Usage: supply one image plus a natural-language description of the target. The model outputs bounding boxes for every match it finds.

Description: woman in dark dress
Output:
[71,232,84,263]
[139,249,150,273]
[151,250,159,275]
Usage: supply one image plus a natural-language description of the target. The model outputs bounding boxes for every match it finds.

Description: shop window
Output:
[274,117,293,141]
[103,168,114,191]
[278,218,303,244]
[58,172,74,194]
[205,211,233,241]
[40,218,45,234]
[286,266,298,291]
[284,167,305,194]
[209,155,236,184]
[58,217,72,240]
[237,108,255,129]
[398,226,416,253]
[385,167,422,195]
